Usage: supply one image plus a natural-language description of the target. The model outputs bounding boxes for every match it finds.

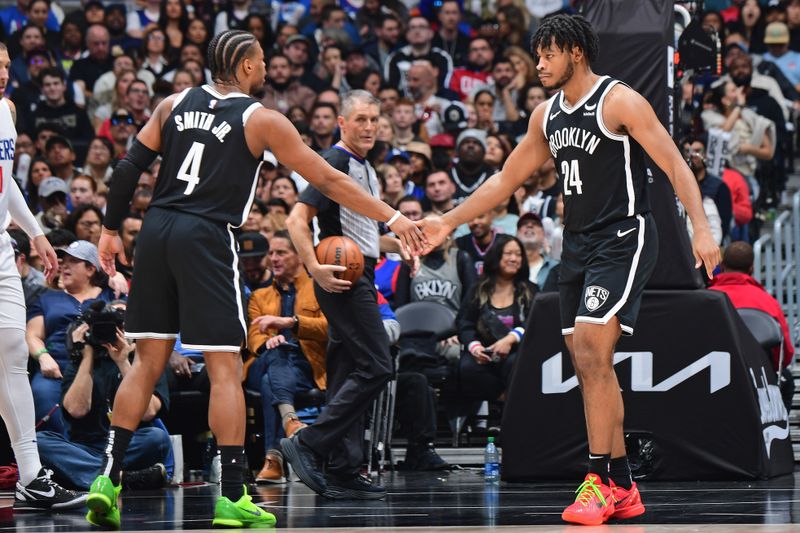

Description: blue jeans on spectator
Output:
[31,371,65,435]
[37,426,171,490]
[245,343,315,453]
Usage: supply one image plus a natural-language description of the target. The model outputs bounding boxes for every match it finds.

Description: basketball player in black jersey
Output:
[420,15,720,526]
[85,31,423,530]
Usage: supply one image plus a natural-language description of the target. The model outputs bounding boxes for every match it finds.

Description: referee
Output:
[284,90,410,499]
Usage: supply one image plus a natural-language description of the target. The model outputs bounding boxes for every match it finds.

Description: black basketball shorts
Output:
[124,207,247,352]
[559,213,658,336]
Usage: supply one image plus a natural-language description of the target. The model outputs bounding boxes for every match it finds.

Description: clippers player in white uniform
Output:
[419,15,720,526]
[86,30,423,530]
[0,43,87,511]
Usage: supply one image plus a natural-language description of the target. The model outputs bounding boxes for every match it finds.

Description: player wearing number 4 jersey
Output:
[86,30,423,530]
[418,14,720,526]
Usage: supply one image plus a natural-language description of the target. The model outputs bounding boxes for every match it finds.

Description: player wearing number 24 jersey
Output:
[416,14,720,527]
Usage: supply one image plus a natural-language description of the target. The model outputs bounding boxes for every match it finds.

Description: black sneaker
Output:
[280,434,326,496]
[14,468,88,511]
[323,473,387,500]
[406,443,450,471]
[121,463,167,490]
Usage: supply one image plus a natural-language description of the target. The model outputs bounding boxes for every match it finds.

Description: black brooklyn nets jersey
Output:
[542,76,650,233]
[149,85,263,227]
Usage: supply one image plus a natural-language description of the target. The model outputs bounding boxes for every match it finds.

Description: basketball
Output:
[315,236,364,284]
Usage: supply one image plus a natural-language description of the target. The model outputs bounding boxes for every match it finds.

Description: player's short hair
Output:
[531,14,599,64]
[722,241,754,273]
[207,30,258,83]
[340,90,380,119]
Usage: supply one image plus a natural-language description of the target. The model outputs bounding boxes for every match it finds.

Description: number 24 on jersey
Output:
[561,159,583,196]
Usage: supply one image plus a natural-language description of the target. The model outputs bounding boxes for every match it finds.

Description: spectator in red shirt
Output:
[710,241,794,407]
[721,167,753,242]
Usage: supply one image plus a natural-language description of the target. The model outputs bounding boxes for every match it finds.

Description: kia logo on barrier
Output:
[541,351,732,394]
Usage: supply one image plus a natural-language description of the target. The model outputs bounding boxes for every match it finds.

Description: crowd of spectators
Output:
[4,0,799,483]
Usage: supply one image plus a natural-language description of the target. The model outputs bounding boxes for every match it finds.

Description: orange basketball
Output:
[315,236,364,284]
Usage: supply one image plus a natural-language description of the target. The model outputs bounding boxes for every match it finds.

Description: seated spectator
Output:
[682,137,728,244]
[68,175,98,209]
[309,102,338,152]
[485,134,512,170]
[391,99,425,150]
[45,135,80,182]
[449,129,495,206]
[450,37,493,101]
[722,167,754,242]
[710,241,795,408]
[516,213,558,289]
[83,137,115,186]
[377,163,404,208]
[25,156,53,209]
[385,16,453,96]
[457,235,536,405]
[270,176,299,211]
[35,177,69,234]
[245,231,327,483]
[37,301,171,490]
[238,232,272,292]
[261,53,316,115]
[7,228,47,308]
[397,195,424,222]
[25,240,115,435]
[243,199,268,233]
[424,170,456,215]
[491,194,519,236]
[456,211,498,275]
[117,213,142,280]
[70,24,114,100]
[65,205,103,246]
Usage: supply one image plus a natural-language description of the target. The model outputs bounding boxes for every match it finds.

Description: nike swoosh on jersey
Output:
[617,227,637,238]
[549,110,562,120]
[585,103,597,111]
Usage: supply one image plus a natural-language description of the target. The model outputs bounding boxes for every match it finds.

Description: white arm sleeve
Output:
[7,178,43,238]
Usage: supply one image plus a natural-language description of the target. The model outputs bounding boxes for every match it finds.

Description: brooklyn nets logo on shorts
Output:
[585,285,609,312]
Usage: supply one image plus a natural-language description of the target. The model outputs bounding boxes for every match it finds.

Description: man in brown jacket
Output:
[245,230,328,483]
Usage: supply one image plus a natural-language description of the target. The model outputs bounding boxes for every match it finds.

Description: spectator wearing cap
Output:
[449,129,496,206]
[261,53,317,115]
[391,98,425,150]
[363,13,403,69]
[430,132,456,170]
[449,38,494,102]
[239,232,272,292]
[516,212,557,289]
[70,24,114,100]
[245,230,328,483]
[710,241,794,408]
[284,34,328,93]
[763,21,800,88]
[26,240,115,435]
[7,228,48,308]
[385,16,454,97]
[406,141,433,191]
[35,176,69,234]
[45,135,81,183]
[25,68,94,149]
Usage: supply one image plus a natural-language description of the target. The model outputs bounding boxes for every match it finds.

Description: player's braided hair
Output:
[207,30,258,84]
[530,14,599,64]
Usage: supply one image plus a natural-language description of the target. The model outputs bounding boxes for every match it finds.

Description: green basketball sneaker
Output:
[212,486,276,528]
[85,475,121,529]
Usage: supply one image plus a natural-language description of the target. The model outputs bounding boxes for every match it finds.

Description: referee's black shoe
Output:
[280,434,326,495]
[323,472,386,500]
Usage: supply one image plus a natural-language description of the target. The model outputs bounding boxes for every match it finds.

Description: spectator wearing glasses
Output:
[34,177,68,234]
[450,38,494,102]
[65,205,103,246]
[106,109,137,158]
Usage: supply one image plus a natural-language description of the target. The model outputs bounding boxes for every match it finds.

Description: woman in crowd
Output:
[377,114,395,144]
[457,235,536,404]
[26,157,54,208]
[84,137,115,186]
[244,14,274,53]
[474,89,499,134]
[172,68,197,93]
[68,175,99,210]
[65,205,103,246]
[94,68,137,130]
[485,134,513,169]
[141,27,171,78]
[503,46,537,86]
[377,163,404,208]
[159,0,190,52]
[185,18,210,49]
[26,241,115,435]
[513,83,547,138]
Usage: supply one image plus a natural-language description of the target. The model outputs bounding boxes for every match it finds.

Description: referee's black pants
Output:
[298,262,392,475]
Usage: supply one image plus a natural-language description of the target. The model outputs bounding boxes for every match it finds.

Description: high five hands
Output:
[414,215,454,255]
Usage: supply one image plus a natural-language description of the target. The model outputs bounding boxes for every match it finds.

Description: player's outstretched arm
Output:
[607,85,720,277]
[418,104,552,252]
[99,94,177,275]
[251,108,424,254]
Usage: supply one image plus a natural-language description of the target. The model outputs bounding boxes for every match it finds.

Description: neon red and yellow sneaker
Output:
[610,480,645,520]
[561,473,615,526]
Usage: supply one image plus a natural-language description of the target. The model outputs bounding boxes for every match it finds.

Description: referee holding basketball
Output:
[285,90,410,499]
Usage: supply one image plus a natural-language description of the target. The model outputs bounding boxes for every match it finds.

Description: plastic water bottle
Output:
[484,437,499,482]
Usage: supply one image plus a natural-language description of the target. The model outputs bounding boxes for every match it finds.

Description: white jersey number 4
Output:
[561,159,583,196]
[177,141,205,195]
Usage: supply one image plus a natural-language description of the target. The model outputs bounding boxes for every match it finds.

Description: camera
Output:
[67,301,126,361]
